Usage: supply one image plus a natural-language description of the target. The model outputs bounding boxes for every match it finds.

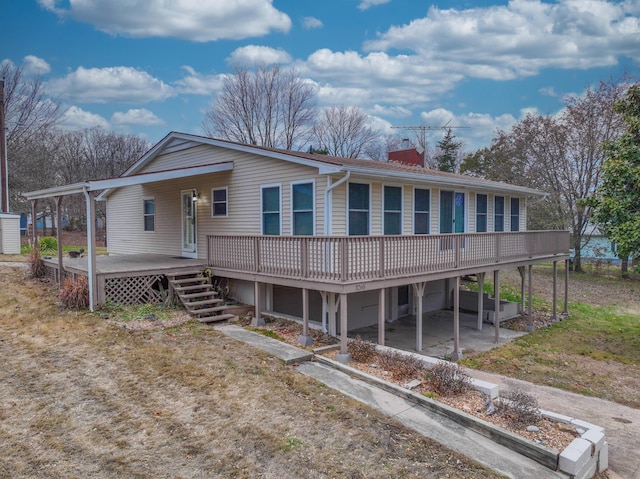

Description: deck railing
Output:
[207,231,569,284]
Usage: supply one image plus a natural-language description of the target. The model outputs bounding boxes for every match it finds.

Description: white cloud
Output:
[46,66,175,103]
[302,16,323,29]
[539,86,558,97]
[111,109,165,126]
[364,0,640,80]
[38,0,291,41]
[227,45,293,66]
[358,0,391,11]
[23,55,51,75]
[174,66,225,96]
[59,106,110,130]
[369,104,412,118]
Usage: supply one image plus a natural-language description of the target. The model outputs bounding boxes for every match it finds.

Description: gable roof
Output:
[113,131,546,198]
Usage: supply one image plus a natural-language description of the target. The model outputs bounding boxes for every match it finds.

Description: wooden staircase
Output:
[166,270,236,323]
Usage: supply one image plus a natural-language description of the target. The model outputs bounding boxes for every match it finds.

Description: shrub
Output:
[497,388,541,428]
[426,361,472,396]
[29,249,47,279]
[377,350,426,382]
[59,276,89,309]
[347,335,377,363]
[39,236,58,252]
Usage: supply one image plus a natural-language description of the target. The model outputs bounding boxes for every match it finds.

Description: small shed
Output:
[0,213,21,254]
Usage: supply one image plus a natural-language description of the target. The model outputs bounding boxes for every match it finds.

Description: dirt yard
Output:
[0,265,501,479]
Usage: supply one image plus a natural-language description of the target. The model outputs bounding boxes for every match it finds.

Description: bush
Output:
[39,236,58,252]
[497,388,541,428]
[377,350,426,382]
[426,361,472,396]
[347,335,377,363]
[29,249,47,279]
[59,276,89,309]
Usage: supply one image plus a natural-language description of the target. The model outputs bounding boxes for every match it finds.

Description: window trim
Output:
[290,180,315,236]
[383,184,403,235]
[494,195,505,232]
[476,193,488,233]
[211,187,228,217]
[347,181,371,236]
[413,187,430,235]
[260,183,282,235]
[143,197,155,233]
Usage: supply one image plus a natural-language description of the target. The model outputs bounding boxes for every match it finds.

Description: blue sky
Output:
[2,0,638,153]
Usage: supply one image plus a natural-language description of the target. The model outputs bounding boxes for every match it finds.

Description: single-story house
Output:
[24,131,570,361]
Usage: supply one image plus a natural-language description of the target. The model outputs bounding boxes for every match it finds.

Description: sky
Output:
[2,0,639,153]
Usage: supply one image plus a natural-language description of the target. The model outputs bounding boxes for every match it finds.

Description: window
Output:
[143,198,155,232]
[348,182,370,236]
[261,185,281,235]
[211,187,228,217]
[476,194,487,233]
[383,186,402,235]
[414,188,430,234]
[494,196,504,232]
[510,197,520,231]
[292,182,314,235]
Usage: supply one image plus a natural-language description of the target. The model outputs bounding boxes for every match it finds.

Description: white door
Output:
[181,190,197,258]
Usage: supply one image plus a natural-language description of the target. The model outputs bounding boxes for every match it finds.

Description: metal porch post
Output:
[552,261,558,321]
[494,269,500,343]
[55,196,64,286]
[477,272,485,330]
[563,259,569,315]
[378,288,386,346]
[451,276,463,360]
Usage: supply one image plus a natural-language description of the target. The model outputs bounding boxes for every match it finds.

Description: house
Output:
[573,225,628,264]
[24,131,570,361]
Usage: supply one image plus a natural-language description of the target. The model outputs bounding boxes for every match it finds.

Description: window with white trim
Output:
[143,198,155,232]
[383,185,402,235]
[261,185,281,235]
[414,188,430,234]
[476,194,487,233]
[348,182,370,236]
[292,181,314,235]
[211,187,228,217]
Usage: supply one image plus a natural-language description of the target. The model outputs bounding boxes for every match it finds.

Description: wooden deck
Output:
[43,253,207,275]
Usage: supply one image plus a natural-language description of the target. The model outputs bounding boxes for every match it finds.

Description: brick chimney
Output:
[388,148,424,167]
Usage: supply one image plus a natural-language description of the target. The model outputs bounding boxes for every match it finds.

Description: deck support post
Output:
[252,281,265,326]
[518,266,526,314]
[30,199,38,250]
[477,272,485,330]
[494,270,500,343]
[298,288,313,347]
[55,196,63,286]
[412,282,426,352]
[378,288,386,346]
[525,264,534,332]
[552,261,558,322]
[336,293,351,363]
[320,292,339,336]
[451,276,463,360]
[563,259,569,315]
[83,189,97,311]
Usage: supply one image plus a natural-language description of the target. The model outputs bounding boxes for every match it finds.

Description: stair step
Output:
[189,305,230,315]
[197,313,236,323]
[165,269,207,278]
[174,284,214,292]
[179,291,219,300]
[183,298,223,307]
[171,277,208,285]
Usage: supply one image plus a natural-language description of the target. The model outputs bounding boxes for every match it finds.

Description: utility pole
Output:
[0,79,8,213]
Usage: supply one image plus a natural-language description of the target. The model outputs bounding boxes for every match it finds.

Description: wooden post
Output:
[451,276,463,360]
[31,199,38,250]
[563,259,569,315]
[525,264,534,332]
[413,282,426,351]
[477,272,485,330]
[518,266,526,314]
[252,281,265,326]
[378,288,386,346]
[83,189,97,311]
[336,293,350,363]
[298,288,313,346]
[552,261,558,321]
[494,269,500,343]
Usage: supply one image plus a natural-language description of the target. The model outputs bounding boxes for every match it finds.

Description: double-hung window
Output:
[348,182,370,236]
[476,194,488,233]
[143,198,155,232]
[292,181,314,235]
[494,196,505,232]
[414,188,430,234]
[510,197,520,231]
[261,185,281,235]
[211,187,228,217]
[383,186,402,235]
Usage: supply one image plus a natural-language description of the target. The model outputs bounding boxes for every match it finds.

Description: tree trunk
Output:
[573,245,583,273]
[621,258,629,279]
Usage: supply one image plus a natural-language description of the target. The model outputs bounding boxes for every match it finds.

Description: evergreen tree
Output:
[434,129,461,172]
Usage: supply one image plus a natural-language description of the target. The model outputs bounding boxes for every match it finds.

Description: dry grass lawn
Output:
[0,265,502,479]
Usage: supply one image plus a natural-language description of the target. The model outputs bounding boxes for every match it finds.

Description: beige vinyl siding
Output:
[488,194,495,232]
[371,182,382,235]
[138,144,236,173]
[468,192,476,233]
[403,186,413,234]
[431,188,440,234]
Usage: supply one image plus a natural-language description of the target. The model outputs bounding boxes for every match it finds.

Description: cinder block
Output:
[598,441,609,473]
[574,458,597,479]
[581,428,605,454]
[541,409,574,424]
[559,438,592,475]
[571,418,604,434]
[470,378,499,399]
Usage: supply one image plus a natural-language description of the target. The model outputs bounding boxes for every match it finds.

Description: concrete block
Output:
[581,428,605,454]
[541,409,574,424]
[574,458,597,479]
[571,418,604,434]
[559,438,592,475]
[470,378,499,399]
[598,442,609,473]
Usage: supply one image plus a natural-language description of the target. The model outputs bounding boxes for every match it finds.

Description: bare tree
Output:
[312,106,379,158]
[202,64,316,150]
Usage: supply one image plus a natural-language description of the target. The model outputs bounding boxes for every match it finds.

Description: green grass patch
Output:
[96,302,177,323]
[247,327,286,341]
[464,278,548,310]
[21,244,108,256]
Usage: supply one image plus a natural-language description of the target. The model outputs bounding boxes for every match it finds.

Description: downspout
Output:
[321,170,350,332]
[82,186,97,312]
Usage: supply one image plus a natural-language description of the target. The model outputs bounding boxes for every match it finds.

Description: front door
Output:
[181,190,197,258]
[439,190,465,234]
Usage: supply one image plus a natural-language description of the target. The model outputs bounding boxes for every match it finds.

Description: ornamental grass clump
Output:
[59,276,90,309]
[347,335,377,363]
[377,350,426,382]
[426,360,472,396]
[29,249,47,279]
